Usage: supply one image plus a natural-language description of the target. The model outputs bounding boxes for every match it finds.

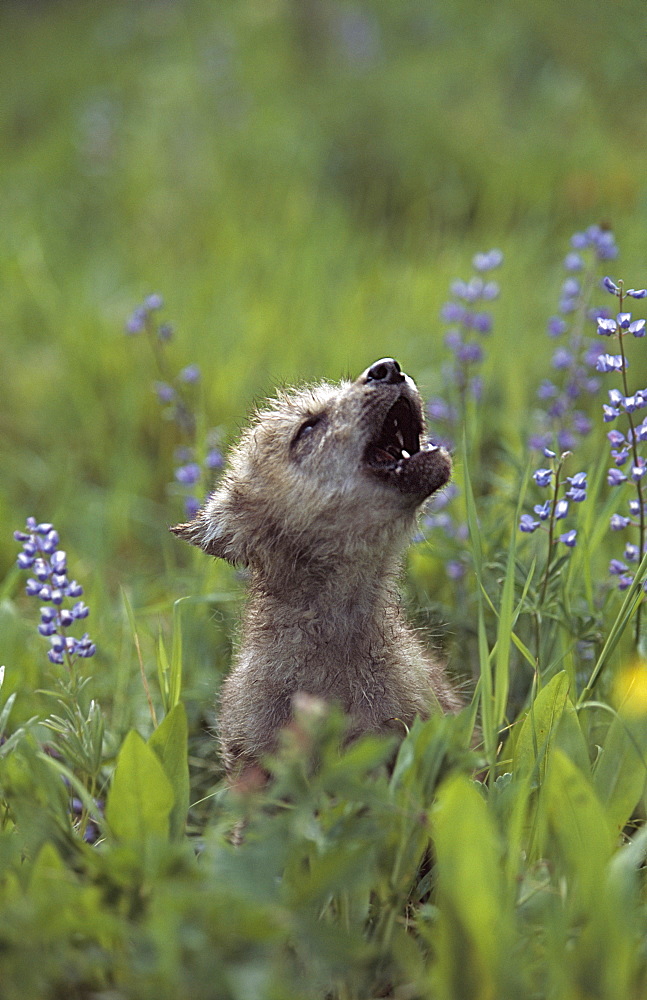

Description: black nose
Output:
[365,358,404,385]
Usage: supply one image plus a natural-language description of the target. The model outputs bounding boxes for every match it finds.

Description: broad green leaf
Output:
[593,712,647,837]
[432,774,505,1000]
[29,841,66,883]
[148,702,190,841]
[105,730,174,842]
[513,671,570,779]
[553,698,590,777]
[544,749,613,907]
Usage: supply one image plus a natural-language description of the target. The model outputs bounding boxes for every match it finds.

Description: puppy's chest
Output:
[247,613,411,715]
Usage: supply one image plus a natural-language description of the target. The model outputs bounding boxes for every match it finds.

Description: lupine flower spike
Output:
[518,449,588,602]
[595,276,647,642]
[428,248,503,438]
[14,519,104,842]
[530,225,618,454]
[125,296,224,518]
[421,250,503,581]
[14,518,95,665]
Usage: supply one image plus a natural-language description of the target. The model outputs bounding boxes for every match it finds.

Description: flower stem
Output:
[539,456,566,605]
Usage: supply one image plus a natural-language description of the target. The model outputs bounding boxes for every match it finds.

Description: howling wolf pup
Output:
[172,358,459,776]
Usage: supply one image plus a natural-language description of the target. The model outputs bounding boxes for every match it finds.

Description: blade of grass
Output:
[577,546,647,706]
[121,587,157,728]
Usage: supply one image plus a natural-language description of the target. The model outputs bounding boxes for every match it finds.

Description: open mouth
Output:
[365,397,422,471]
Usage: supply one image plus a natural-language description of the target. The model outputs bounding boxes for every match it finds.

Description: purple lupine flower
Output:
[519,514,540,533]
[552,348,573,370]
[538,380,558,400]
[205,448,224,469]
[467,312,493,334]
[441,302,466,323]
[557,429,576,452]
[532,227,619,455]
[547,316,568,337]
[594,232,618,260]
[610,514,631,530]
[125,294,164,334]
[608,468,628,486]
[572,412,592,435]
[175,463,202,485]
[179,364,201,384]
[571,232,589,250]
[14,520,95,664]
[472,249,503,271]
[611,448,629,466]
[125,307,147,335]
[596,354,626,373]
[184,496,201,519]
[456,342,483,364]
[436,248,504,416]
[564,253,584,272]
[559,529,577,547]
[481,281,500,301]
[419,248,504,575]
[562,279,581,299]
[427,398,453,422]
[154,381,176,403]
[446,560,467,580]
[597,317,618,336]
[533,468,553,487]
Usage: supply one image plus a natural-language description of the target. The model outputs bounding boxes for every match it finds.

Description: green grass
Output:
[3,1,647,996]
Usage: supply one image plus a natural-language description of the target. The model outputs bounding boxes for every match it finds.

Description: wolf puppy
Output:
[172,358,458,775]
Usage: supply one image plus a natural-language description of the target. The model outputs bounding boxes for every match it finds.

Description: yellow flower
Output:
[614,660,647,717]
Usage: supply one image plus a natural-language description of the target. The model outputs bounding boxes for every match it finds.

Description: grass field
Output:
[2,1,647,997]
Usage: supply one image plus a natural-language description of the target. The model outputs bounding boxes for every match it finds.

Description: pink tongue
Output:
[373,447,396,464]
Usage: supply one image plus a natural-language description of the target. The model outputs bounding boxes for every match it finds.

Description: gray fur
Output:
[172,359,459,774]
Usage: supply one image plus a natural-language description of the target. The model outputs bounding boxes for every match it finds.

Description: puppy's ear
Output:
[170,490,249,566]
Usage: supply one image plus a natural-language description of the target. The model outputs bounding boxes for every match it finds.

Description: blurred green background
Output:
[1,0,647,718]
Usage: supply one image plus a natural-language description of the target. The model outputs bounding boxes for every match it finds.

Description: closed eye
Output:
[292,413,326,448]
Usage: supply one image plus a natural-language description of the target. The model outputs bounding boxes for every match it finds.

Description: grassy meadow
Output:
[2,0,647,996]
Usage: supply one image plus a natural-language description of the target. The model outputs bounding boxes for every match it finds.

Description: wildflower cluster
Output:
[125,294,196,434]
[421,250,503,581]
[427,248,503,442]
[595,277,647,598]
[518,449,588,617]
[173,434,224,519]
[519,452,587,543]
[14,519,94,665]
[531,225,618,454]
[125,295,223,517]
